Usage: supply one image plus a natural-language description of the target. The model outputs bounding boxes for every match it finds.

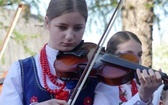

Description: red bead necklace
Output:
[40,44,69,100]
[119,80,138,102]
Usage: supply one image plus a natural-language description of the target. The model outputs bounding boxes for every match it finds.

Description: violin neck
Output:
[101,53,168,79]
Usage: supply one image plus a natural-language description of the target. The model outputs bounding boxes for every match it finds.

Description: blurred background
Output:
[0,0,168,76]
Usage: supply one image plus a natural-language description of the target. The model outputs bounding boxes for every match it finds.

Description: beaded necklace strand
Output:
[40,44,69,100]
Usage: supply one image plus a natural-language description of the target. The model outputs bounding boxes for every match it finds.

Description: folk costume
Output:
[0,44,98,105]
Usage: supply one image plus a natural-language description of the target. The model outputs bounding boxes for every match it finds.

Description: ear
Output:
[45,16,50,30]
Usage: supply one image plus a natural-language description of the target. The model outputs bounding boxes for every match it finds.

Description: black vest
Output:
[19,56,98,105]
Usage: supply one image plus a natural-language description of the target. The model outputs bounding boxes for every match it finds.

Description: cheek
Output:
[78,33,84,39]
[49,31,62,43]
[77,33,84,42]
[76,30,84,38]
[49,27,62,38]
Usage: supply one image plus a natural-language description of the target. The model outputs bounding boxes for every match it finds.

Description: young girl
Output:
[93,31,163,105]
[0,0,98,105]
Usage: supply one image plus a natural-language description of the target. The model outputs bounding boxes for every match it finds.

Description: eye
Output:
[73,26,83,31]
[58,26,67,31]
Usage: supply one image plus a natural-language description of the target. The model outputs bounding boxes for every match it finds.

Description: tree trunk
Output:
[122,0,154,67]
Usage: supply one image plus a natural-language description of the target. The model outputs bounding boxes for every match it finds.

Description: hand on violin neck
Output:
[136,68,162,102]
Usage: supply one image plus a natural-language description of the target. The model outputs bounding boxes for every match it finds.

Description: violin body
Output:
[95,53,136,86]
[55,53,88,80]
[96,61,134,85]
[96,53,168,86]
[54,42,98,80]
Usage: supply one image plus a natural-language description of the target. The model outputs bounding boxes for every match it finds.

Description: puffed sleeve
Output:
[0,61,23,105]
[152,84,164,105]
[124,85,165,105]
[94,82,153,105]
[93,82,120,105]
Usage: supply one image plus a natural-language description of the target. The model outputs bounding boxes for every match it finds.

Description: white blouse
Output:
[93,82,163,105]
[0,45,59,105]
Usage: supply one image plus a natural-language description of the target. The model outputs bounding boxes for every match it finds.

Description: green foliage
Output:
[13,31,28,42]
[0,0,40,6]
[0,0,24,6]
[13,30,39,55]
[0,0,42,57]
[145,2,154,9]
[87,0,120,33]
[0,22,3,29]
[87,0,168,37]
[0,55,5,65]
[0,0,41,21]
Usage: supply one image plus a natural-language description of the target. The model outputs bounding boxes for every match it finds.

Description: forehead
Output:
[116,39,142,54]
[50,11,85,25]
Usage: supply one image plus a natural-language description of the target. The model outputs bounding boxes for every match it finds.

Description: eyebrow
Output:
[57,23,85,26]
[123,51,143,54]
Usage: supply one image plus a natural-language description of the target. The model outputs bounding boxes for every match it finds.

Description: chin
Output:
[60,47,74,52]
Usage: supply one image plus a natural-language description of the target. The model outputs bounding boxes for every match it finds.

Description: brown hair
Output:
[46,0,88,22]
[106,31,142,54]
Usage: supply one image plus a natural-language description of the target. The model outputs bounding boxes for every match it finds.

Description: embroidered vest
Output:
[19,56,98,105]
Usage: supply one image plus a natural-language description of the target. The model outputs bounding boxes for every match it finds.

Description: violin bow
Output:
[68,0,125,104]
[0,4,23,60]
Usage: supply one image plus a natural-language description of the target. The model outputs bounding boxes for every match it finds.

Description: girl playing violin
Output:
[0,0,98,105]
[93,31,163,105]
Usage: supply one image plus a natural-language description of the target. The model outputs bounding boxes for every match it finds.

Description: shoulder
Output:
[93,93,109,105]
[94,83,120,105]
[7,56,37,78]
[8,60,21,75]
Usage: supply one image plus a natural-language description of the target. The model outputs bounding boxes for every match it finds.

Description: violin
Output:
[54,41,102,80]
[95,53,168,86]
[55,44,168,87]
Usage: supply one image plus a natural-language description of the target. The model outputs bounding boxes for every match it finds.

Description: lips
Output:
[62,43,75,47]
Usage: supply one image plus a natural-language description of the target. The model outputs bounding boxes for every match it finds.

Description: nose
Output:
[65,29,74,41]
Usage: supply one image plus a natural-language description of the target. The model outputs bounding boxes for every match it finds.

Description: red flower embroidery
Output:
[84,97,92,105]
[30,96,38,103]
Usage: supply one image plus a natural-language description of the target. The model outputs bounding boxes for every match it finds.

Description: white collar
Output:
[45,45,59,63]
